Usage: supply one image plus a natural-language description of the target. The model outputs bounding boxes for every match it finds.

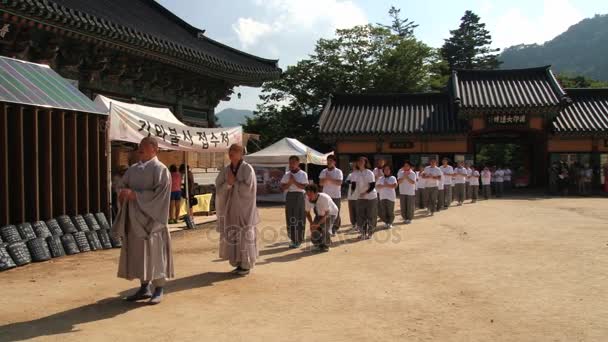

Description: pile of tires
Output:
[0,212,120,272]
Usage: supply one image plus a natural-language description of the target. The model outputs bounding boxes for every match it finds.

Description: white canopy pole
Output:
[108,102,113,224]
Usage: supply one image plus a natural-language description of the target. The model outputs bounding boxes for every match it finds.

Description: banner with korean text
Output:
[105,99,242,152]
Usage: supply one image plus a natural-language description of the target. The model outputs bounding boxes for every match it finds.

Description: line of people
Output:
[282,155,514,251]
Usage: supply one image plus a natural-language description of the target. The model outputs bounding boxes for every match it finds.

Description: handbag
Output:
[189,196,199,207]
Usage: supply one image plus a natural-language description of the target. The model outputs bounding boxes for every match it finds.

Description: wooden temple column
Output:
[40,109,54,220]
[77,114,90,214]
[65,112,78,216]
[7,106,25,224]
[52,111,66,217]
[0,104,9,225]
[89,115,101,213]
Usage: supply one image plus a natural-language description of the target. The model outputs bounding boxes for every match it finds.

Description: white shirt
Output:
[504,169,512,181]
[397,169,417,196]
[373,167,384,181]
[465,168,472,183]
[377,176,397,201]
[481,169,492,185]
[423,166,442,188]
[281,169,308,192]
[319,167,343,199]
[495,169,505,183]
[346,173,359,201]
[415,171,425,189]
[440,165,454,185]
[306,192,339,217]
[469,170,480,186]
[454,167,467,184]
[355,169,377,200]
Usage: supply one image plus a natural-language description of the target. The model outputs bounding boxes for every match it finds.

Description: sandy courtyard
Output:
[1,196,607,341]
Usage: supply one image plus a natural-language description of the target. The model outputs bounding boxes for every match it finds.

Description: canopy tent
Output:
[244,138,331,167]
[95,95,242,152]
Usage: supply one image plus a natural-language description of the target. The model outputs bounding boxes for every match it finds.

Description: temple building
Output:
[0,0,280,225]
[319,66,608,189]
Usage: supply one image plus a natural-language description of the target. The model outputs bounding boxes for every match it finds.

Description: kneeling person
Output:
[305,184,338,252]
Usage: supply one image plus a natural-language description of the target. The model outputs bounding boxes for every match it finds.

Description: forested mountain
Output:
[500,14,608,81]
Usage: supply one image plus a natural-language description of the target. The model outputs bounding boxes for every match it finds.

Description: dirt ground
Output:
[1,195,608,341]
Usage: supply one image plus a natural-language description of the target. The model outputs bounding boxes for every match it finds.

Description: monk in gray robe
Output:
[112,137,174,304]
[215,144,259,276]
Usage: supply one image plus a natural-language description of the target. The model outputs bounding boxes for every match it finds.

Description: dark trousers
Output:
[311,216,333,249]
[471,185,479,201]
[483,185,491,200]
[496,182,504,198]
[443,185,452,208]
[454,183,465,203]
[426,186,439,213]
[285,192,306,245]
[465,182,471,200]
[437,189,444,212]
[348,200,357,227]
[331,198,341,233]
[399,195,415,221]
[356,198,378,237]
[416,188,425,209]
[378,199,395,225]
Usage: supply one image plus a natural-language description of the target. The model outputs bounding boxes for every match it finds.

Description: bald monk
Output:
[215,144,259,276]
[112,137,174,305]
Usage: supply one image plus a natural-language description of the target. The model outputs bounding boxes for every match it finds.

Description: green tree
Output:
[557,74,608,88]
[441,10,501,70]
[377,6,418,38]
[245,18,434,151]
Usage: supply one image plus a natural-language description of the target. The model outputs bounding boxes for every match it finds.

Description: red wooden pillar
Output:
[52,111,66,217]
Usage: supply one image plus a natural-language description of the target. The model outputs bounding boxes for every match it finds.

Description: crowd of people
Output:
[548,161,594,196]
[282,154,514,249]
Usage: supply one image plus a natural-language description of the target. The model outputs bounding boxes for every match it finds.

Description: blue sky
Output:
[157,0,607,112]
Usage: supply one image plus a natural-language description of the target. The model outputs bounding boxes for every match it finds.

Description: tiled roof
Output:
[0,0,281,84]
[451,66,571,113]
[553,88,608,135]
[319,93,468,135]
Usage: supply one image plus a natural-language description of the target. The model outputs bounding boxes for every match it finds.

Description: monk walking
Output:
[215,144,259,276]
[112,137,174,305]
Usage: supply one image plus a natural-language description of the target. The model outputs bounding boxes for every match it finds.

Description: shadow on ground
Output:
[0,272,237,341]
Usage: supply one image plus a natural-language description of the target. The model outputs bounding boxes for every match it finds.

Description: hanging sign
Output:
[110,103,241,152]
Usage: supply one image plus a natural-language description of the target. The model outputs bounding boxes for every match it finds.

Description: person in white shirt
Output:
[469,166,480,203]
[372,158,386,184]
[464,163,473,200]
[453,161,467,205]
[345,170,358,230]
[440,158,454,209]
[503,166,513,192]
[481,166,492,200]
[436,166,445,213]
[494,166,505,198]
[422,158,443,216]
[352,156,377,240]
[377,165,397,229]
[397,161,417,224]
[582,164,593,196]
[304,184,338,252]
[319,155,343,234]
[415,165,426,209]
[280,155,309,248]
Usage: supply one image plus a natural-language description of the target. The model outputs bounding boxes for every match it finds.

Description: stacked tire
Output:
[0,212,119,272]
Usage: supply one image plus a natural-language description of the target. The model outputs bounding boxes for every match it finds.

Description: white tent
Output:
[95,95,242,152]
[244,138,331,167]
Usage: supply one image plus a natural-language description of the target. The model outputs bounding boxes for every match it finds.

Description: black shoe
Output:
[236,268,250,276]
[148,287,164,305]
[125,284,152,302]
[230,266,243,274]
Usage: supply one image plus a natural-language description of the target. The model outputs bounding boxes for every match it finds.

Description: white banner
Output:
[109,102,242,152]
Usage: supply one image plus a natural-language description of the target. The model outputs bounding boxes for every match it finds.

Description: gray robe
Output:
[215,161,259,269]
[112,157,174,282]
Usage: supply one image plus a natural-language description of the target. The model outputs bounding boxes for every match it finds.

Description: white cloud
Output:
[232,0,367,49]
[232,18,276,49]
[490,0,584,49]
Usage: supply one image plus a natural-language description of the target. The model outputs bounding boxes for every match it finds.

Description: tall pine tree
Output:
[441,10,501,70]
